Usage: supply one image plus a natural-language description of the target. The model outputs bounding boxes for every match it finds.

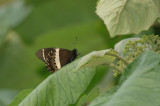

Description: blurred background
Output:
[0,0,129,105]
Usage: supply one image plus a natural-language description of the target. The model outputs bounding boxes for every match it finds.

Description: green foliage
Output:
[96,0,160,37]
[90,52,160,106]
[1,0,121,91]
[89,87,118,106]
[10,50,117,106]
[1,0,160,106]
[75,87,100,106]
[114,35,160,77]
[76,49,117,69]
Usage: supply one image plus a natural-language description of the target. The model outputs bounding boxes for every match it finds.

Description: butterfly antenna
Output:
[73,36,77,49]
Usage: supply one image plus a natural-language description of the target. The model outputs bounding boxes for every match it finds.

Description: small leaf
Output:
[76,87,100,106]
[89,87,118,106]
[96,0,160,37]
[76,94,88,106]
[77,49,117,70]
[87,87,100,102]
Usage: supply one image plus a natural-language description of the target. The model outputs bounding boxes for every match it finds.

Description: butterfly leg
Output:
[42,66,47,71]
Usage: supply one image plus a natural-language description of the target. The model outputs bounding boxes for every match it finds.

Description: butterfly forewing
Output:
[59,49,77,67]
[35,48,55,62]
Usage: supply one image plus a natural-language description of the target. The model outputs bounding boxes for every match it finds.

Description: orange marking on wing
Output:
[46,58,49,61]
[48,67,54,72]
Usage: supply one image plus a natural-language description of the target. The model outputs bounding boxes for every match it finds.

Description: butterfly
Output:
[36,48,78,72]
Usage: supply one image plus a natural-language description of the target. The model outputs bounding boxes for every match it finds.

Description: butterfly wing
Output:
[59,49,77,67]
[35,48,55,62]
[36,48,57,72]
[45,50,58,72]
[36,48,78,72]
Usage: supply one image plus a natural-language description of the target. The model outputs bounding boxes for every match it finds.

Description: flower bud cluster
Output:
[113,35,160,77]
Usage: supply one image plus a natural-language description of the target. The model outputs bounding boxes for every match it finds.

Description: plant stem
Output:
[103,63,124,74]
[105,53,129,65]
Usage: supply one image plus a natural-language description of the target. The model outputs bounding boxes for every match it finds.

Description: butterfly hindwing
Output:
[45,49,57,72]
[36,48,56,72]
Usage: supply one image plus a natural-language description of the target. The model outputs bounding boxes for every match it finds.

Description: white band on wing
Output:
[42,49,45,61]
[55,48,61,69]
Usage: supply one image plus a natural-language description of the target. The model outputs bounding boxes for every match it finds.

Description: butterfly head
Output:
[72,48,78,58]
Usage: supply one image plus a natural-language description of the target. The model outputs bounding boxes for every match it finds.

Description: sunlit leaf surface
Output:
[96,0,160,37]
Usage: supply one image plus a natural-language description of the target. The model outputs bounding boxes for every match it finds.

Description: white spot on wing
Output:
[42,49,45,61]
[55,48,61,69]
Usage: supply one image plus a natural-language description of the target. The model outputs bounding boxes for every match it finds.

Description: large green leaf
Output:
[96,0,160,37]
[19,68,96,106]
[90,51,160,106]
[10,49,117,106]
[0,0,31,44]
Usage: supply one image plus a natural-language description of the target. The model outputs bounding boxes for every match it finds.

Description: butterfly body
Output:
[36,48,78,72]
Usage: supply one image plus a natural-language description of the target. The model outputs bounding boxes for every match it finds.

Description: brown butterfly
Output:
[36,48,78,72]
